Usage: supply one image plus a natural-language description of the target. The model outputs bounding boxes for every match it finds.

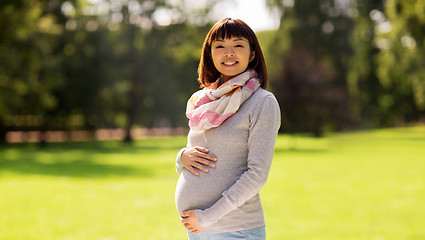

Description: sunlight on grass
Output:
[263,127,425,240]
[0,129,424,239]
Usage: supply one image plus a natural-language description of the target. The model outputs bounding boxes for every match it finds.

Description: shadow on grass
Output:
[2,138,185,153]
[0,139,185,178]
[0,158,145,178]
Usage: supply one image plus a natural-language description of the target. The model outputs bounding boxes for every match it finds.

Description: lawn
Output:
[0,127,424,240]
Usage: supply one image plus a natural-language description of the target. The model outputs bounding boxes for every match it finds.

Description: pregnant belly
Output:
[175,169,238,214]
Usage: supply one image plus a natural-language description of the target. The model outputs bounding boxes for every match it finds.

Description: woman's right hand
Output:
[181,146,217,176]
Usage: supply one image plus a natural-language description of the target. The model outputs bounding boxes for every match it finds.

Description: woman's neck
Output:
[217,77,225,87]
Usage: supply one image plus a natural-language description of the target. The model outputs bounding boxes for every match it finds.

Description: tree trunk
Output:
[123,25,142,143]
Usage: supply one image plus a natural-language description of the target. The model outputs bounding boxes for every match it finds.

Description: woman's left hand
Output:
[180,210,205,233]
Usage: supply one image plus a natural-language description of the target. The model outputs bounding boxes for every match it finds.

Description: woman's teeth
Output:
[223,61,237,65]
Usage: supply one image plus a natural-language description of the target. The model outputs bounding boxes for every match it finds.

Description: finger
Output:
[194,146,209,153]
[192,162,209,173]
[197,158,216,168]
[197,152,217,162]
[186,166,199,176]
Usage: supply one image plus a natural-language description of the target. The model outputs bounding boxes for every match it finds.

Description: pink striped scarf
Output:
[186,70,261,132]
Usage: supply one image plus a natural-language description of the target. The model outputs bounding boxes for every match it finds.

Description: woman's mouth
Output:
[223,61,237,66]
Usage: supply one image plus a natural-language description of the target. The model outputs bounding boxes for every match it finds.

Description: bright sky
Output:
[82,0,280,32]
[211,0,280,32]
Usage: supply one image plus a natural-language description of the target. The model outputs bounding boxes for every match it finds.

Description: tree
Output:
[0,0,225,144]
[375,0,425,124]
[347,0,425,127]
[76,0,222,142]
[267,0,356,135]
[0,0,66,143]
[346,0,386,127]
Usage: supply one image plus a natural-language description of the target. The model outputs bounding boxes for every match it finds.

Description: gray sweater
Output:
[175,88,281,233]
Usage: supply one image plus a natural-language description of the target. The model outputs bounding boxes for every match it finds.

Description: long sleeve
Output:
[195,95,281,227]
[176,147,187,175]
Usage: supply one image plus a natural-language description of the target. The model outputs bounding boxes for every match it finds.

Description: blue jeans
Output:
[187,225,266,240]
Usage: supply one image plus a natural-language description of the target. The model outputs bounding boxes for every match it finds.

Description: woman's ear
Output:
[250,51,255,62]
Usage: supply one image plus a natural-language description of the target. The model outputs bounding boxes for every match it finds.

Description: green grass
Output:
[0,127,424,240]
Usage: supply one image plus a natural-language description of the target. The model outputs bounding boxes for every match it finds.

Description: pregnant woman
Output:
[175,18,281,240]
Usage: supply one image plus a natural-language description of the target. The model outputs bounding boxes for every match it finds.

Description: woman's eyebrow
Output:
[212,38,247,45]
[213,38,247,41]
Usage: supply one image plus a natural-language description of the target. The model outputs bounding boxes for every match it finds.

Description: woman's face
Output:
[211,37,255,82]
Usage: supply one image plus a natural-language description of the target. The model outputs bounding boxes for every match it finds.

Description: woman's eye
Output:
[215,45,224,49]
[235,44,244,48]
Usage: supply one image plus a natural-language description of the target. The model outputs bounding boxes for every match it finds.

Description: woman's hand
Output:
[180,210,205,233]
[181,146,217,176]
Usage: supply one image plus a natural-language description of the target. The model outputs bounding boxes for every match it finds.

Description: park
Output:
[1,0,425,239]
[1,127,424,239]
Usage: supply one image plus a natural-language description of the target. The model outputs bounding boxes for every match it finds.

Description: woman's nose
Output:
[224,48,234,57]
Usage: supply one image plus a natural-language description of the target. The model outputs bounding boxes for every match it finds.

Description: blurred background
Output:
[1,1,424,239]
[1,0,424,143]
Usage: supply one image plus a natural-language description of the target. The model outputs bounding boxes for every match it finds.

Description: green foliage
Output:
[2,0,425,141]
[376,0,425,114]
[267,0,355,135]
[265,0,425,134]
[0,0,218,142]
[0,1,64,131]
[1,127,424,239]
[345,0,425,127]
[346,1,386,127]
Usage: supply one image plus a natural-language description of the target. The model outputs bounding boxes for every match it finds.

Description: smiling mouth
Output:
[223,61,237,66]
